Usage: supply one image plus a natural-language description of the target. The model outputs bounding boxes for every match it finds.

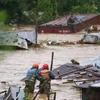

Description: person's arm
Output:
[36,71,44,81]
[49,72,55,79]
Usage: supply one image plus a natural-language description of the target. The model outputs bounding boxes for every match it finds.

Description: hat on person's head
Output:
[43,64,49,69]
[33,63,39,68]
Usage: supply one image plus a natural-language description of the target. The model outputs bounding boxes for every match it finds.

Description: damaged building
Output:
[38,14,100,34]
[0,30,36,50]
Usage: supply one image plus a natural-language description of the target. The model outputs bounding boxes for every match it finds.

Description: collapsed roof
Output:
[0,30,36,49]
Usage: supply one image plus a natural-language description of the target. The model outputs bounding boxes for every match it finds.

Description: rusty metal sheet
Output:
[41,14,98,26]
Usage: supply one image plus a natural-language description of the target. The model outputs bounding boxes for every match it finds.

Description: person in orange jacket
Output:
[36,64,55,94]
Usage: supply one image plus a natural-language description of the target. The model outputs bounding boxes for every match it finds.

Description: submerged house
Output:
[0,30,36,49]
[38,14,100,34]
[52,56,100,100]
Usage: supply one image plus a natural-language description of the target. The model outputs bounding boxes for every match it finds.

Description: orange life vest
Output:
[40,70,50,79]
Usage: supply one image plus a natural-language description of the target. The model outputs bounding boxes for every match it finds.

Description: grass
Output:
[0,45,17,50]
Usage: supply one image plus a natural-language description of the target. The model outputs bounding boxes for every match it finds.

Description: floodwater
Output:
[0,34,100,100]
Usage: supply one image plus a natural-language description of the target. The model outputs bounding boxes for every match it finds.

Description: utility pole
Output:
[50,52,54,71]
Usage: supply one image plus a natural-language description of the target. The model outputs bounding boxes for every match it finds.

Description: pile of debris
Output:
[85,25,100,33]
[80,32,100,44]
[47,40,76,46]
[40,40,77,46]
[0,30,36,50]
[52,56,100,100]
[78,25,100,44]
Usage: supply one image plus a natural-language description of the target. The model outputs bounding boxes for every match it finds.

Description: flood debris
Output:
[71,59,80,65]
[81,32,100,44]
[0,91,7,100]
[0,86,56,100]
[0,30,37,50]
[52,56,100,100]
[40,40,76,46]
[52,56,100,80]
[4,86,24,100]
[1,56,100,100]
[85,25,100,33]
[77,25,100,44]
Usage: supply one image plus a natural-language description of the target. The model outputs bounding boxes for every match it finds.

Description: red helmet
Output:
[33,63,39,68]
[43,64,49,69]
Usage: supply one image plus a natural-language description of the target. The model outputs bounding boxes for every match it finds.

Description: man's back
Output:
[67,14,77,24]
[26,68,37,79]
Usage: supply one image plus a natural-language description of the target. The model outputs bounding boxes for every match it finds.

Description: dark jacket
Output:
[67,15,77,25]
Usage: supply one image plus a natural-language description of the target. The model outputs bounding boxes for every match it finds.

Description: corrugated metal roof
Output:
[52,63,84,77]
[40,14,98,26]
[52,57,100,86]
[0,31,36,49]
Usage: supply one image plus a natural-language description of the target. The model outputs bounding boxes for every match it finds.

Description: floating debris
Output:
[0,30,37,50]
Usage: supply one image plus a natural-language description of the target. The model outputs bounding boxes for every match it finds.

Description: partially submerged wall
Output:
[38,14,100,34]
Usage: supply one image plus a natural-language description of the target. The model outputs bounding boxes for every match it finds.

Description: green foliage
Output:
[38,0,57,23]
[0,45,16,50]
[0,10,8,23]
[72,4,98,13]
[0,0,100,24]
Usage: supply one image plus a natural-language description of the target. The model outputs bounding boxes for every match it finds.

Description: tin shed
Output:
[38,14,100,34]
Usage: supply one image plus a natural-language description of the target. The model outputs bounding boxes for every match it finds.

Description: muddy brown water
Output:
[0,34,100,100]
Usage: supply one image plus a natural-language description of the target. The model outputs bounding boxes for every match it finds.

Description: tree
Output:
[0,0,100,24]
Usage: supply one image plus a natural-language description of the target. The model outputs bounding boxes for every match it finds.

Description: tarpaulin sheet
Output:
[82,33,100,43]
[80,56,100,68]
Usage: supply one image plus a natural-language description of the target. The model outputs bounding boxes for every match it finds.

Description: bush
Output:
[0,10,8,23]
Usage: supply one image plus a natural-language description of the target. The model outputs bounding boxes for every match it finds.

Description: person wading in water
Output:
[67,14,78,33]
[24,63,39,99]
[36,64,55,95]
